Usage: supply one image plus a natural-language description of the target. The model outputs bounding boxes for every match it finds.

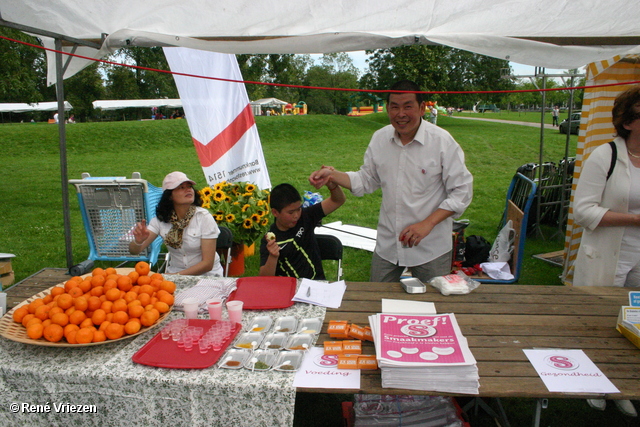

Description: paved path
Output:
[450,115,556,129]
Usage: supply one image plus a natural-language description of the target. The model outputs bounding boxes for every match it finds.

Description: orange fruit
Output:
[92,267,106,277]
[116,276,132,292]
[112,311,129,325]
[57,294,73,310]
[111,299,128,313]
[25,317,42,328]
[64,324,80,339]
[159,281,177,294]
[138,285,154,296]
[87,296,102,311]
[128,304,145,319]
[91,309,107,326]
[158,293,174,306]
[137,293,151,307]
[75,327,94,344]
[104,323,124,340]
[74,296,89,311]
[123,291,138,304]
[140,310,158,327]
[128,271,140,285]
[66,329,78,344]
[79,318,94,329]
[27,323,44,340]
[64,280,80,292]
[42,294,54,305]
[21,314,36,328]
[149,279,163,291]
[68,310,87,325]
[68,287,84,298]
[103,279,118,291]
[34,305,51,321]
[124,320,141,335]
[77,280,91,294]
[13,307,29,323]
[150,273,163,281]
[64,306,76,316]
[105,267,117,276]
[98,321,111,332]
[105,288,121,302]
[42,319,52,328]
[50,312,70,327]
[28,298,45,314]
[50,286,65,297]
[43,324,64,342]
[154,301,170,314]
[135,261,150,277]
[92,330,107,343]
[136,275,151,287]
[90,286,104,297]
[105,313,113,322]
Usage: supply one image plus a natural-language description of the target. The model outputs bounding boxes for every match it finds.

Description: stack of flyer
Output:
[368,313,479,394]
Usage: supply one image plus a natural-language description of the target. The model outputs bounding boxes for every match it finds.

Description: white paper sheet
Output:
[381,299,436,315]
[292,279,346,308]
[292,347,360,389]
[523,349,620,394]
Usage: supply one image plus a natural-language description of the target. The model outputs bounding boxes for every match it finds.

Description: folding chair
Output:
[476,173,537,284]
[69,172,164,268]
[216,226,233,277]
[316,234,343,281]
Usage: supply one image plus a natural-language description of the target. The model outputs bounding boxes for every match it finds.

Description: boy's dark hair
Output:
[156,186,203,222]
[270,183,301,212]
[612,85,640,140]
[387,80,423,104]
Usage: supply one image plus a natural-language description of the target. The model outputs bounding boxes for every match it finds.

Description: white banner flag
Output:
[163,47,271,189]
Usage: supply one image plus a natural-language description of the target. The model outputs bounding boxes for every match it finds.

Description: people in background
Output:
[552,106,560,127]
[129,171,223,276]
[429,105,438,125]
[310,80,473,284]
[259,179,345,280]
[573,85,640,417]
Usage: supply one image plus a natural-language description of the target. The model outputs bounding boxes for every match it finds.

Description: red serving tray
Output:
[227,276,297,310]
[132,319,241,369]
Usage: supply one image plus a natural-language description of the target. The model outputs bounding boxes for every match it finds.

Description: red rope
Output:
[3,34,640,94]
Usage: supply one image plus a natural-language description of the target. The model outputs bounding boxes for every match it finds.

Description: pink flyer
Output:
[378,313,466,364]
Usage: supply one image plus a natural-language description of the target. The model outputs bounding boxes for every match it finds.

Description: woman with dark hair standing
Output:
[573,86,640,417]
[129,171,223,276]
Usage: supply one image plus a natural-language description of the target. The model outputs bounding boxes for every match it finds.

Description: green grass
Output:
[453,109,576,126]
[1,113,575,285]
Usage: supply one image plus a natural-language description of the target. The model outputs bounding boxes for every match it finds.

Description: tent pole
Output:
[535,68,546,239]
[55,38,74,269]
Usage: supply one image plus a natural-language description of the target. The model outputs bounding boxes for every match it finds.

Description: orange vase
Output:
[244,243,255,257]
[228,243,245,277]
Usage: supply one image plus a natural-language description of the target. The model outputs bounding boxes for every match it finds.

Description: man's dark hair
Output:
[270,183,302,212]
[612,85,640,140]
[387,80,423,104]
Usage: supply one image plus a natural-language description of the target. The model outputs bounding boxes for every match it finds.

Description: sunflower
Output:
[225,214,236,223]
[243,218,253,229]
[201,187,214,198]
[260,217,269,226]
[241,204,251,212]
[213,190,226,202]
[251,213,261,222]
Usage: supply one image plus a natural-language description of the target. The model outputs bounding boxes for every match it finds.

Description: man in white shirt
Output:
[309,80,473,283]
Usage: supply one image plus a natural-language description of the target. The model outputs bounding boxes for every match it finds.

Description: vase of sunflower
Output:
[199,180,271,254]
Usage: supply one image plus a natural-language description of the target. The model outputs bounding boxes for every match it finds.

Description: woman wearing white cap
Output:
[129,171,224,276]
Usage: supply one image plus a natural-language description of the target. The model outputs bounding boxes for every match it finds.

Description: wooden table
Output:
[301,281,640,401]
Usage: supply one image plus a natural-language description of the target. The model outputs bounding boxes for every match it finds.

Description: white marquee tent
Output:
[92,99,182,111]
[0,101,72,113]
[2,0,640,268]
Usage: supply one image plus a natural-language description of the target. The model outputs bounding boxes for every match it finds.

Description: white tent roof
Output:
[250,98,289,107]
[0,101,72,113]
[92,99,182,110]
[3,1,640,85]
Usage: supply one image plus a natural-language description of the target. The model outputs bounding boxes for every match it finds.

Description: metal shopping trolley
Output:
[69,173,164,268]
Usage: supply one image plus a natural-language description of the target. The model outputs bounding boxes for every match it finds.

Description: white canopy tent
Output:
[92,99,182,111]
[2,0,640,268]
[249,98,289,116]
[0,101,72,113]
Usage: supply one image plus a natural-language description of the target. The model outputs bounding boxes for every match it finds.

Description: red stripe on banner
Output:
[193,104,255,167]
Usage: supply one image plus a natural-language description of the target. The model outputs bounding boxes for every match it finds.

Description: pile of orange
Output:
[12,262,175,344]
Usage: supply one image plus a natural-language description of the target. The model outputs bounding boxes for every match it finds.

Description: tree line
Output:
[0,27,584,122]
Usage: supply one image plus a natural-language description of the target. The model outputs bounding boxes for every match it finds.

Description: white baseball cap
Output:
[162,171,196,191]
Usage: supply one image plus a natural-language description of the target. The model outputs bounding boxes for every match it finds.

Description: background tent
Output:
[249,98,289,115]
[562,55,640,285]
[92,99,182,111]
[0,101,72,113]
